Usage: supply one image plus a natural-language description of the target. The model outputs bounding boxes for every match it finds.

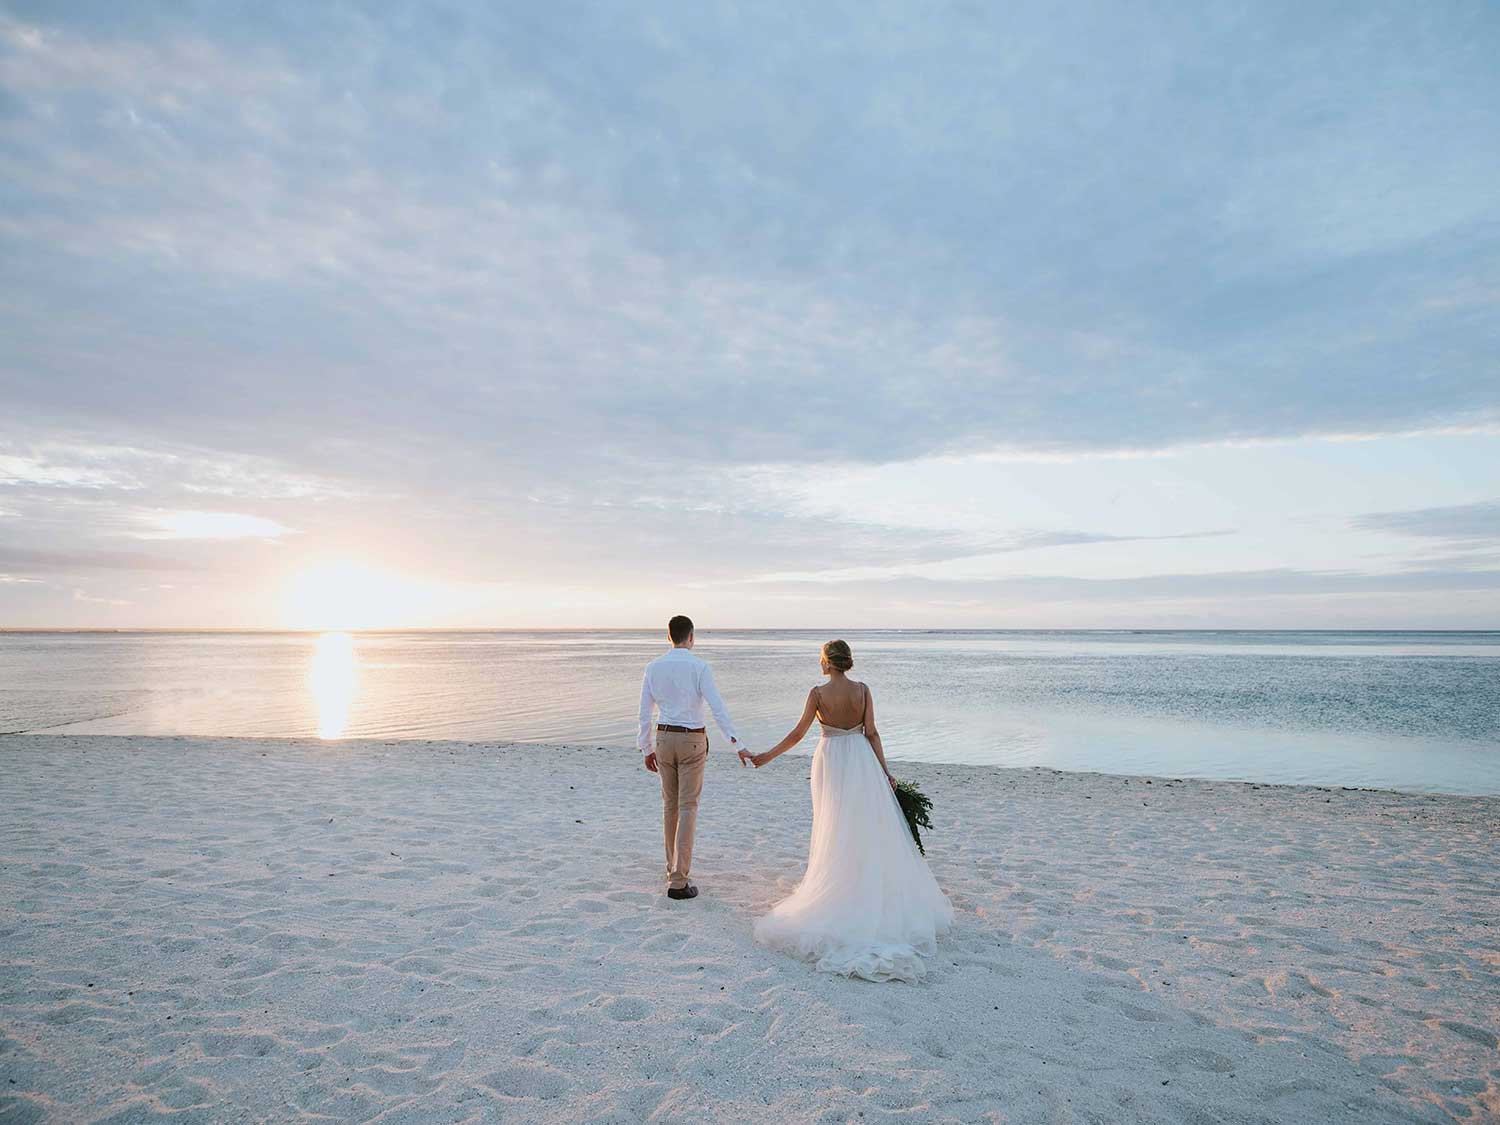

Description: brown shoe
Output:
[666,884,698,900]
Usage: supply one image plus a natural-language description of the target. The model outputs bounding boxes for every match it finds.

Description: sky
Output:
[1,1,1497,630]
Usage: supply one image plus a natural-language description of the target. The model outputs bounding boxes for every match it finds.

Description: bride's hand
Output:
[886,771,897,791]
[751,753,770,769]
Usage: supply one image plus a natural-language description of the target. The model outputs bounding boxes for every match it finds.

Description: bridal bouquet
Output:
[893,779,934,855]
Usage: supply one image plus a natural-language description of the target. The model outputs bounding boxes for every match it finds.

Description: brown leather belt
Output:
[657,724,705,734]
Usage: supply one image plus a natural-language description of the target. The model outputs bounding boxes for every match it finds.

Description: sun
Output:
[281,560,431,631]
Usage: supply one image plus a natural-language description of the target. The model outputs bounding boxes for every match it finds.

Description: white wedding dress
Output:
[754,711,954,983]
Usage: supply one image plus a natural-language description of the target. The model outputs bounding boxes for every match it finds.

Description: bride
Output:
[739,640,953,982]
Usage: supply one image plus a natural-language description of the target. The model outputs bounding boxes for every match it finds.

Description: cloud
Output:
[0,452,135,489]
[1,3,1497,484]
[0,442,356,500]
[753,566,1500,603]
[1351,499,1500,542]
[994,528,1235,552]
[0,547,212,574]
[72,587,130,606]
[133,510,292,541]
[745,527,1237,585]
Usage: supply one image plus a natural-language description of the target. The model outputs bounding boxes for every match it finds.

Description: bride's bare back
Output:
[814,679,867,729]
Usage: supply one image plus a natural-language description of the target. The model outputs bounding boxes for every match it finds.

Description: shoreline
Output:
[6,731,1500,803]
[3,735,1497,1121]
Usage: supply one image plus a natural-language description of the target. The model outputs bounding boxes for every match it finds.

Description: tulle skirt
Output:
[754,732,954,982]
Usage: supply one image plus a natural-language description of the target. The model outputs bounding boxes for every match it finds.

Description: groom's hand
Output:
[737,748,755,768]
[643,752,658,773]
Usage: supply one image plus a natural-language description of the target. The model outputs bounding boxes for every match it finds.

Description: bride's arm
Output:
[863,689,896,787]
[751,689,819,767]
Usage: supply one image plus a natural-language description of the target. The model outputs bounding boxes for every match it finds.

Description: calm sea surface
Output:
[2,630,1497,794]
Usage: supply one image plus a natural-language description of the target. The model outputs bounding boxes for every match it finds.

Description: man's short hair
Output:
[668,615,694,645]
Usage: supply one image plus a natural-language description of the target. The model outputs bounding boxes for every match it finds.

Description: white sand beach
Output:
[2,735,1497,1123]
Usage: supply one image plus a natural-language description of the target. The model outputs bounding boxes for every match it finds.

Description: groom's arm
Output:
[699,665,741,748]
[637,672,656,754]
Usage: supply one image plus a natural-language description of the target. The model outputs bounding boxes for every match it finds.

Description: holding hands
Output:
[737,746,891,785]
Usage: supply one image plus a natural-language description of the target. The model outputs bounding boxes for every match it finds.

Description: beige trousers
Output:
[654,729,708,889]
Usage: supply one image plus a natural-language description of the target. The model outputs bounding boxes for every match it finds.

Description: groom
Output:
[638,615,746,901]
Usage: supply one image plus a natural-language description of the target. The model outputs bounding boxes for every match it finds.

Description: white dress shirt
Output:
[638,647,740,752]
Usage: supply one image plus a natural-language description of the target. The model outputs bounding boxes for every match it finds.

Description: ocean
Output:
[2,629,1497,794]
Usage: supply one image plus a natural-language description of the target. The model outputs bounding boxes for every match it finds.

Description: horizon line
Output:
[2,626,1497,636]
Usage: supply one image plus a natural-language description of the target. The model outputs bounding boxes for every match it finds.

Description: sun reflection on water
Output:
[309,632,358,739]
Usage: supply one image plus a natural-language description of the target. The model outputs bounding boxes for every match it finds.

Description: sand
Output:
[1,736,1497,1123]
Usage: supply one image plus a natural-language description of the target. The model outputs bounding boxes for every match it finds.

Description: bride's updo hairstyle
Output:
[821,639,854,672]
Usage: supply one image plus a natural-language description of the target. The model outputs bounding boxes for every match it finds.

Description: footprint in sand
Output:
[604,996,651,1022]
[480,1062,570,1100]
[1438,1020,1497,1049]
[391,955,447,976]
[950,954,1020,977]
[1084,990,1170,1023]
[921,1034,954,1059]
[162,1080,217,1109]
[605,890,651,905]
[1156,1046,1236,1074]
[351,1063,442,1096]
[198,1032,279,1058]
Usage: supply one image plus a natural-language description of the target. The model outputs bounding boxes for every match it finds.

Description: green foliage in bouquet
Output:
[893,779,934,855]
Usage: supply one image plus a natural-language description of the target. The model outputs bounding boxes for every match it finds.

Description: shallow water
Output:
[1,629,1497,793]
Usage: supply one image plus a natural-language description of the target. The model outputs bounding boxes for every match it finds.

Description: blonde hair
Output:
[821,639,853,672]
